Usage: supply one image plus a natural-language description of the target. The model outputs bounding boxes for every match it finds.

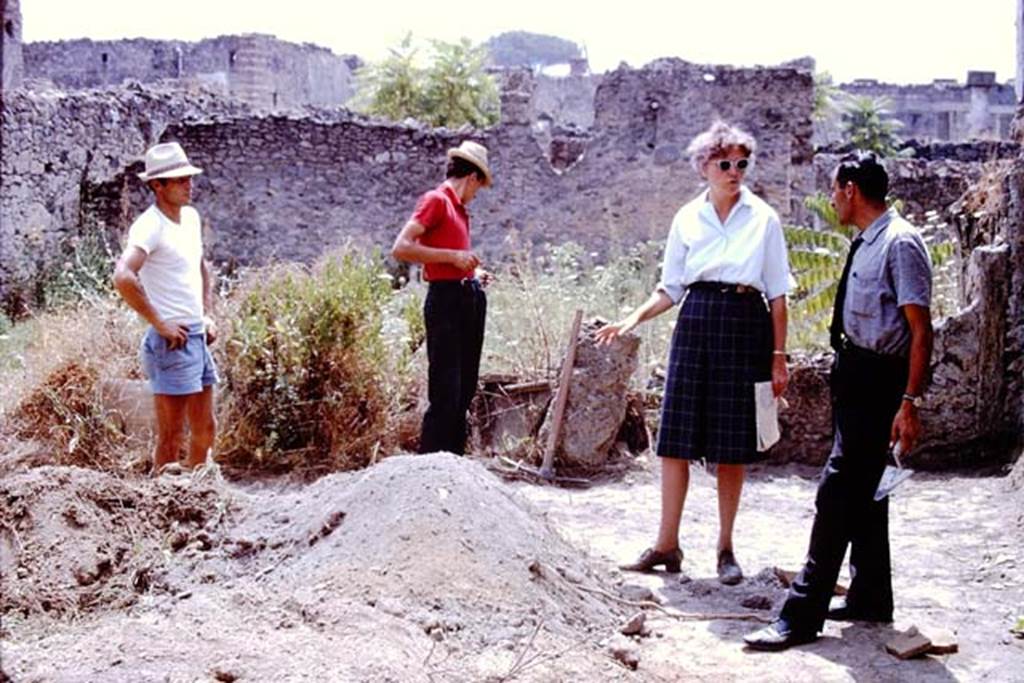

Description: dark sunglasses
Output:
[716,158,750,172]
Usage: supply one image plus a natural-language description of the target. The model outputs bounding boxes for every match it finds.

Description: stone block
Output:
[537,318,639,468]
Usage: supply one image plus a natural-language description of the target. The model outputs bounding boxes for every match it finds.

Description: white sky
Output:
[21,0,1018,85]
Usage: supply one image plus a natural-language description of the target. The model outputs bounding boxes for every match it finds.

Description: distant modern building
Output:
[839,71,1017,141]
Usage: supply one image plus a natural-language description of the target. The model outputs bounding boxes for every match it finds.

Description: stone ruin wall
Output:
[0,86,253,308]
[21,35,358,109]
[4,38,1023,467]
[1,0,23,92]
[0,58,816,302]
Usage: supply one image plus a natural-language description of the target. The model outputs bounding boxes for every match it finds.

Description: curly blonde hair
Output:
[686,120,757,173]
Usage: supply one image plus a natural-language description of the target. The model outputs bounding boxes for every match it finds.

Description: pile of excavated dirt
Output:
[2,454,634,682]
[0,465,234,619]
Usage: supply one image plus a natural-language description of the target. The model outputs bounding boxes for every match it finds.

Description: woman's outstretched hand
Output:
[595,316,638,345]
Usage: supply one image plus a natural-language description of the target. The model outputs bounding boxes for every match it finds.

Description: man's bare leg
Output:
[184,386,216,468]
[654,458,690,552]
[153,394,188,471]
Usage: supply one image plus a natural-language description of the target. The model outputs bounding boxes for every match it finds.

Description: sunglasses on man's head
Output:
[716,158,750,172]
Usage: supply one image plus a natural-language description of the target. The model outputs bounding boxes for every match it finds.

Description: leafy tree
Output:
[813,71,838,122]
[353,34,424,123]
[484,31,582,70]
[354,34,499,129]
[421,38,500,128]
[839,94,903,157]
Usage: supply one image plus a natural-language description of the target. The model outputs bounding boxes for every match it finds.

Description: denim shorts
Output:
[140,323,218,396]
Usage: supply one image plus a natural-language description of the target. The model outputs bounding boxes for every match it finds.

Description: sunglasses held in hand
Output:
[716,158,750,172]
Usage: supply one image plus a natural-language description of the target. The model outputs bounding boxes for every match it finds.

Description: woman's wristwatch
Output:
[902,393,924,408]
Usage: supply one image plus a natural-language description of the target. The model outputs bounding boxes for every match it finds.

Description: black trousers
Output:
[419,279,486,455]
[779,344,908,632]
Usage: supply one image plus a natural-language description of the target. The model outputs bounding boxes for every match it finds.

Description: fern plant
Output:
[786,194,959,351]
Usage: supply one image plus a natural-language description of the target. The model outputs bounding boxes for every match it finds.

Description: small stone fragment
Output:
[920,627,959,655]
[620,612,646,636]
[886,626,933,659]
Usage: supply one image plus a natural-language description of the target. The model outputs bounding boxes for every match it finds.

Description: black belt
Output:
[688,281,760,295]
[428,277,480,289]
[835,335,907,365]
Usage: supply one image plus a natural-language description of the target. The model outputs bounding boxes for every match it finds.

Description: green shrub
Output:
[216,251,395,473]
[39,229,118,310]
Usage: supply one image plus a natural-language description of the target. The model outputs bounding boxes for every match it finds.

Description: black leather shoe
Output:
[743,620,819,651]
[826,596,893,623]
[619,547,684,573]
[717,549,743,585]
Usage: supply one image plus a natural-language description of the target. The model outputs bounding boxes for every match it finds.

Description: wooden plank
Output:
[772,567,847,595]
[539,309,584,480]
[502,380,552,395]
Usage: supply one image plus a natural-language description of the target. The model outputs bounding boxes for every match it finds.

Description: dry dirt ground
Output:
[1,452,1022,682]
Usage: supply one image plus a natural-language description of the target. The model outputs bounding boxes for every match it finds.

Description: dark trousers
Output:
[419,279,486,455]
[779,344,908,632]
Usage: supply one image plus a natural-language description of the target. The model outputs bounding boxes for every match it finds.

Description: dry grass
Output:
[0,298,146,473]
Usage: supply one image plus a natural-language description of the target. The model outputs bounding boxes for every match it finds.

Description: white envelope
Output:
[754,381,781,452]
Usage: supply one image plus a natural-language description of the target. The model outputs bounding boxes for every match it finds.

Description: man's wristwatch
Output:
[902,393,924,408]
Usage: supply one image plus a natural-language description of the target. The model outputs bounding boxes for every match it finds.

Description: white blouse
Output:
[657,186,793,303]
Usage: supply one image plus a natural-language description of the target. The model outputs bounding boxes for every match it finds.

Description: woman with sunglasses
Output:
[596,120,791,585]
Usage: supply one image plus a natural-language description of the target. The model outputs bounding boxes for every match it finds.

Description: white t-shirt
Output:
[126,205,205,325]
[657,186,793,303]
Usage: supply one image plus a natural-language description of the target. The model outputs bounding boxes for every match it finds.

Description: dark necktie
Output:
[830,237,863,351]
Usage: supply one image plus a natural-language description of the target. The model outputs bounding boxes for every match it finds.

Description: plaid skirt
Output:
[655,284,773,464]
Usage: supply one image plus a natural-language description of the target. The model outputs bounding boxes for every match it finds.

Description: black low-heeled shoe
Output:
[619,547,684,573]
[717,549,743,586]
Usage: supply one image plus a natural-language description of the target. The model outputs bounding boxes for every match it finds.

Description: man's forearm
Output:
[115,272,161,327]
[394,239,458,266]
[905,326,933,397]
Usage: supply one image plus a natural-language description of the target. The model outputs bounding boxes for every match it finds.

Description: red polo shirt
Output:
[411,183,474,281]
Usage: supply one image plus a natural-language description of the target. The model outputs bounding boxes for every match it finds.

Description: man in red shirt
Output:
[392,141,493,454]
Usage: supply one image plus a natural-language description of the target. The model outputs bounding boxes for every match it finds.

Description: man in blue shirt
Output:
[745,151,934,651]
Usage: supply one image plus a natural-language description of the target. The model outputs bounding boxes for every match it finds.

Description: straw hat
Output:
[446,141,493,187]
[137,142,203,181]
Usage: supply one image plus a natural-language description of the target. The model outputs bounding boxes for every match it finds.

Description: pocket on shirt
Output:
[848,276,880,317]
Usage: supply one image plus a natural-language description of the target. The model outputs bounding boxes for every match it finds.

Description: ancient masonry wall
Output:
[0,86,252,309]
[7,58,1020,464]
[1,0,24,93]
[22,35,358,109]
[0,59,815,302]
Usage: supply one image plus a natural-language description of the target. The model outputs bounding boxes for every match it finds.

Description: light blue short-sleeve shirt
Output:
[843,209,933,357]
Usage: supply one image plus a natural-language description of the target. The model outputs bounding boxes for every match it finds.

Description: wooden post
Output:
[540,309,584,480]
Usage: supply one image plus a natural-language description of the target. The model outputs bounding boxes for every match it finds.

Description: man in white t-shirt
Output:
[113,142,218,474]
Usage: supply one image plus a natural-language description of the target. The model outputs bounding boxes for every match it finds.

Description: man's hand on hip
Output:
[156,321,190,350]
